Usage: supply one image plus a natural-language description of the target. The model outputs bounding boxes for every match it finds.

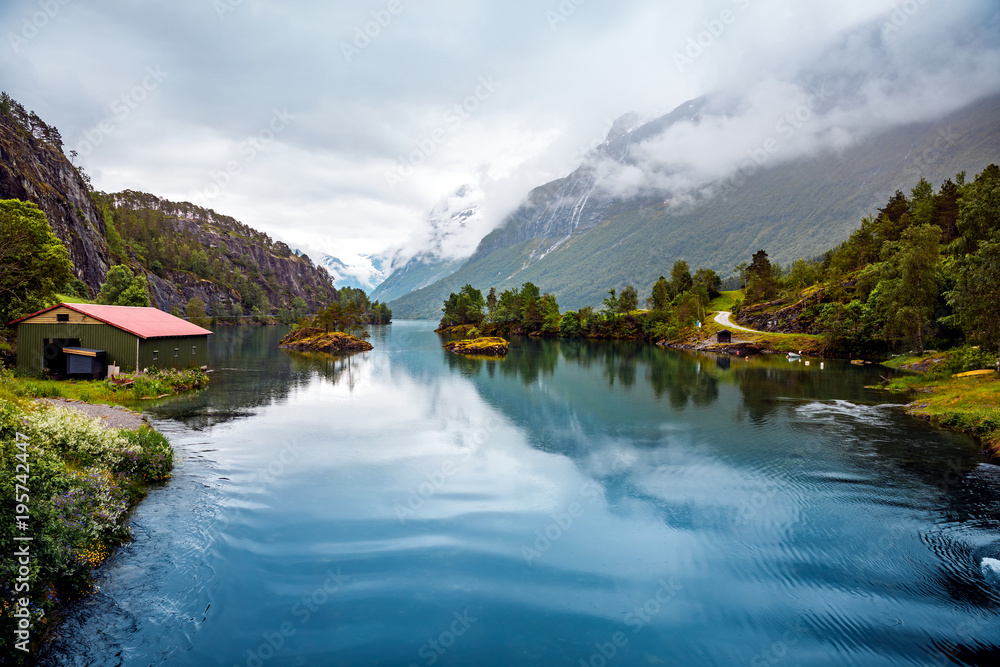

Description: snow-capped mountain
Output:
[370,185,484,302]
[319,254,387,291]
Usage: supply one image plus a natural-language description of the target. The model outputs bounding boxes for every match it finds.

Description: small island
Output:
[279,327,374,353]
[443,337,509,356]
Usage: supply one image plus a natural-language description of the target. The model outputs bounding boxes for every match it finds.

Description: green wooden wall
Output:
[16,323,210,374]
[138,336,209,370]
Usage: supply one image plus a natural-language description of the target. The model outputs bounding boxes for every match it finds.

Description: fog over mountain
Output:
[2,0,997,277]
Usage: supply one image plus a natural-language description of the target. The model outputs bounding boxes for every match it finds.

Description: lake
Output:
[39,322,1000,666]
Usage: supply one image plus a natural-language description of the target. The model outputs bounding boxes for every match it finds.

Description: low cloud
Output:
[1,0,996,273]
[586,3,1000,203]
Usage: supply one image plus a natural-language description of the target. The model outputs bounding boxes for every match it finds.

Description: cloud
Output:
[584,1,1000,202]
[0,0,997,272]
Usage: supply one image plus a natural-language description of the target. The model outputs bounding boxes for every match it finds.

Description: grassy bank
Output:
[0,369,180,659]
[11,367,208,405]
[880,350,1000,459]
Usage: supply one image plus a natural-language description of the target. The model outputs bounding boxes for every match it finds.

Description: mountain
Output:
[97,190,338,315]
[0,97,338,317]
[319,254,386,291]
[370,185,482,303]
[388,93,1000,318]
[0,99,111,289]
[369,255,465,304]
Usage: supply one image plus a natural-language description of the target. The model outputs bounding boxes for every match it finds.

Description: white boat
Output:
[787,352,802,359]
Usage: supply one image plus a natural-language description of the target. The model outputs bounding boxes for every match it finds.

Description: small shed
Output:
[716,329,733,344]
[9,303,213,378]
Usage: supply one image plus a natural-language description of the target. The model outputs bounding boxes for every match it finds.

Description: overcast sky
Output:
[2,0,998,274]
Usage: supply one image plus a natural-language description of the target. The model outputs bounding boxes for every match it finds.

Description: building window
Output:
[192,346,197,355]
[153,350,158,360]
[174,348,179,358]
[57,314,69,322]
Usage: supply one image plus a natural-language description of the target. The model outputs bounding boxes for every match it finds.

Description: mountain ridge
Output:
[0,98,338,317]
[387,93,1000,318]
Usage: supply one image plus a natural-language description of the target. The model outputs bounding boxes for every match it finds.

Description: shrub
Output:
[945,346,998,375]
[118,426,173,483]
[25,406,136,470]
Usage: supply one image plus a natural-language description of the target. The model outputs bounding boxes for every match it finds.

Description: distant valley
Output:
[383,93,1000,318]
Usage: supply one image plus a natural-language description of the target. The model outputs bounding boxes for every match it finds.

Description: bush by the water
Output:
[0,370,174,657]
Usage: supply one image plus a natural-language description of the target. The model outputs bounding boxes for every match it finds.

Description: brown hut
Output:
[716,329,732,344]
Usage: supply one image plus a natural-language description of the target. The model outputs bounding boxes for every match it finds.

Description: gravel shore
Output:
[35,398,148,430]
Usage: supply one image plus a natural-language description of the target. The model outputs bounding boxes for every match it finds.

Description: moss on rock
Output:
[443,337,509,357]
[278,327,373,353]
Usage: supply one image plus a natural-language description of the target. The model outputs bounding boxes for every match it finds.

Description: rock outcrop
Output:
[0,102,338,316]
[0,112,110,292]
[443,337,509,356]
[278,327,374,353]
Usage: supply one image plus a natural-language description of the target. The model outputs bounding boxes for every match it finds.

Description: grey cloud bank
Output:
[1,0,997,275]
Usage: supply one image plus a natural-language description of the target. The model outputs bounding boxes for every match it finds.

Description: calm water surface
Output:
[40,322,1000,666]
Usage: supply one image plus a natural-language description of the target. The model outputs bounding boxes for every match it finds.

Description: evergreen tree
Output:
[745,250,777,304]
[649,276,670,311]
[669,260,693,296]
[873,224,942,353]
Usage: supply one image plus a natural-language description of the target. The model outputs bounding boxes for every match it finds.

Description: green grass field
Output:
[879,351,1000,458]
[708,290,743,313]
[54,293,94,304]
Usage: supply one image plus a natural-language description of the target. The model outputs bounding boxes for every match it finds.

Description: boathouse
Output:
[9,303,212,378]
[716,329,732,344]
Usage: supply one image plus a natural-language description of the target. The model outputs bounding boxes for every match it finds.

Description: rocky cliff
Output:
[0,100,337,316]
[0,110,110,291]
[103,190,338,315]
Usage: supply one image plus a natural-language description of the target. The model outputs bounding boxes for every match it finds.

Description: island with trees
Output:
[277,289,390,353]
[435,165,999,457]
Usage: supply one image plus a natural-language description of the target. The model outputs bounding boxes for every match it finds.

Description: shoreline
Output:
[1,370,188,659]
[437,320,999,462]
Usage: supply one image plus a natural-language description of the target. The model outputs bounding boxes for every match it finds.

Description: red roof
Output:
[10,303,213,339]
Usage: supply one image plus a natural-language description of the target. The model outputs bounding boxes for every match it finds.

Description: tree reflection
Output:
[145,326,369,429]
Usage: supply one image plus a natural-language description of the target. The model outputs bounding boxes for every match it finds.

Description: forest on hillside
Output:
[438,165,1000,363]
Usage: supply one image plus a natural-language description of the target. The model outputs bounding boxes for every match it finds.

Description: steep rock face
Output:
[469,99,705,264]
[0,102,337,316]
[0,113,110,292]
[107,191,338,315]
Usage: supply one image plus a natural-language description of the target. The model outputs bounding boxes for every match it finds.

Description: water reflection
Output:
[41,323,1000,666]
[146,326,371,428]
